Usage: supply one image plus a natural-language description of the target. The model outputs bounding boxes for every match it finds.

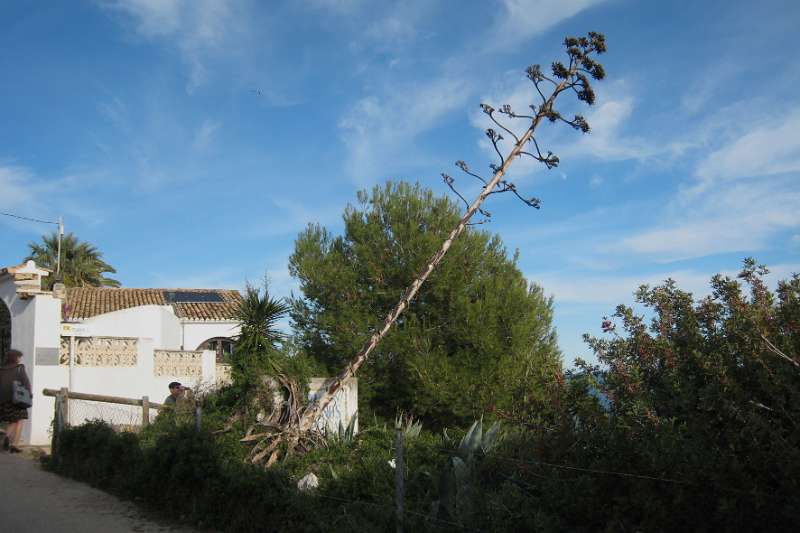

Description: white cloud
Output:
[620,176,800,261]
[339,76,471,182]
[532,263,800,305]
[98,97,130,132]
[247,197,343,238]
[617,108,800,262]
[561,94,650,160]
[105,0,182,36]
[490,0,606,49]
[693,108,800,191]
[468,78,682,184]
[101,0,244,90]
[192,119,220,151]
[535,269,713,304]
[680,62,742,115]
[364,7,419,46]
[0,165,104,235]
[0,166,38,211]
[303,0,363,12]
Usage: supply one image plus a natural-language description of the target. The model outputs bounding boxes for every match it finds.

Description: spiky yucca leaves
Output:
[230,279,290,391]
[233,280,289,355]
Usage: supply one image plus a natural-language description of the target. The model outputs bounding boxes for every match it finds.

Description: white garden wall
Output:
[1,263,356,445]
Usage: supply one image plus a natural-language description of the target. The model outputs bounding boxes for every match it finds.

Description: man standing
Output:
[163,382,183,407]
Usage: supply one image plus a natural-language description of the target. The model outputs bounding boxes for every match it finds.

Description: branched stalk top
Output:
[443,32,606,224]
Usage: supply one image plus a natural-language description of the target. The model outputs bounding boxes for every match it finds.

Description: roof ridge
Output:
[66,287,240,292]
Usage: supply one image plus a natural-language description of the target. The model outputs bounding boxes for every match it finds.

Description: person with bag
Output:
[0,349,32,453]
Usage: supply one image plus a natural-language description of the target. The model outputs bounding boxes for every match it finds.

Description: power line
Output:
[443,448,765,497]
[0,211,60,225]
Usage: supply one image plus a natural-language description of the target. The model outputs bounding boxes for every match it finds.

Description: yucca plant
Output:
[434,418,503,523]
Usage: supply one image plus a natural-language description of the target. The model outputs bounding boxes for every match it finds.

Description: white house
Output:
[0,260,357,445]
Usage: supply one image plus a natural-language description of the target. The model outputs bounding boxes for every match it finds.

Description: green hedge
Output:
[47,420,453,532]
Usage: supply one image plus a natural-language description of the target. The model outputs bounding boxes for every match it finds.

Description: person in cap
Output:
[164,381,183,407]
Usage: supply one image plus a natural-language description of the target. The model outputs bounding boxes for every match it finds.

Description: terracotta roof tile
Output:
[64,288,242,321]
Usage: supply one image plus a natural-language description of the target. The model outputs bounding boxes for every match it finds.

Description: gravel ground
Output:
[0,451,204,533]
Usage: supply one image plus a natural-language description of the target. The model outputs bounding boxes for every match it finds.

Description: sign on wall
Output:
[35,347,60,366]
[61,323,92,336]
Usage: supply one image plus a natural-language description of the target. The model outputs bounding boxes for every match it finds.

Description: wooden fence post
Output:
[395,423,405,533]
[141,396,150,428]
[60,387,70,427]
[53,390,63,452]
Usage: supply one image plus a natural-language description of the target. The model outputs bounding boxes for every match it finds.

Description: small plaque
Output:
[35,347,60,366]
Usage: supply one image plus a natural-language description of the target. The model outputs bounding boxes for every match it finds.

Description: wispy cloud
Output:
[100,0,247,90]
[533,263,800,306]
[192,119,221,151]
[246,197,343,238]
[680,62,743,115]
[0,165,39,212]
[468,78,682,185]
[489,0,606,50]
[621,175,800,261]
[693,108,800,192]
[339,76,471,183]
[614,106,800,262]
[0,165,105,234]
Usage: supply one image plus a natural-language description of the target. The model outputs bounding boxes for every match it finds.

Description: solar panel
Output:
[163,291,224,303]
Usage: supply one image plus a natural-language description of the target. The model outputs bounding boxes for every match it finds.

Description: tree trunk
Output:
[297,75,576,433]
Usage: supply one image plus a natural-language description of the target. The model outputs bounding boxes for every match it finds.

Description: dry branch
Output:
[244,33,607,465]
[296,33,607,436]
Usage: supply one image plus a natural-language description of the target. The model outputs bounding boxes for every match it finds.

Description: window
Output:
[197,337,235,364]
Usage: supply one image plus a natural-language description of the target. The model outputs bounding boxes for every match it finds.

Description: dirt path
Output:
[0,451,201,532]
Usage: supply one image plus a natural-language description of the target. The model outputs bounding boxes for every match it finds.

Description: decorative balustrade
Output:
[59,336,138,366]
[216,363,232,386]
[154,350,203,378]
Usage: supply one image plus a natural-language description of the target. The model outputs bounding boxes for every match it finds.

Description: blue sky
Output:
[2,0,799,364]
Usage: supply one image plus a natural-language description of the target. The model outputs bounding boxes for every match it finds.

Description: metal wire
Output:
[0,211,60,225]
[66,399,157,432]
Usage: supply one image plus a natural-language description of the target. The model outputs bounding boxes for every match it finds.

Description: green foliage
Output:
[27,232,120,289]
[326,415,358,445]
[435,418,503,525]
[572,259,800,531]
[229,278,291,393]
[289,181,561,428]
[50,415,455,532]
[49,420,142,494]
[462,259,800,532]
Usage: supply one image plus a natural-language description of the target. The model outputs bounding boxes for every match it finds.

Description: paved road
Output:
[0,452,200,532]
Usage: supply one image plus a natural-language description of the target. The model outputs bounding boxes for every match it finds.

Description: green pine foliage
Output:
[289,181,562,428]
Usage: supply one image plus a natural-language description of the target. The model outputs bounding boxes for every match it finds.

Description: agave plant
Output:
[326,414,358,445]
[434,418,503,523]
[395,413,424,440]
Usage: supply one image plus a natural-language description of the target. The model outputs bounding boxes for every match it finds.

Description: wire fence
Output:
[66,399,158,432]
[44,388,169,436]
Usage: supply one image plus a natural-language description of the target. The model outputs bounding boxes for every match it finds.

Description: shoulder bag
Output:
[12,365,32,408]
